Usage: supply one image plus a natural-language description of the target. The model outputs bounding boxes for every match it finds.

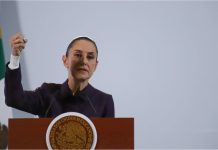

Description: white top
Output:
[8,55,20,70]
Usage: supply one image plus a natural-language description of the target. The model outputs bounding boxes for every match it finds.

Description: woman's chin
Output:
[75,75,89,82]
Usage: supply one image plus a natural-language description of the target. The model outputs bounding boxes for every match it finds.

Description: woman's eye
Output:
[87,55,94,60]
[74,53,82,57]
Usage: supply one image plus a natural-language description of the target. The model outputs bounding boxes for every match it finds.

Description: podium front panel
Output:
[8,118,134,149]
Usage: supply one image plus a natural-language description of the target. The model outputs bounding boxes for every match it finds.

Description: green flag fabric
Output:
[0,27,5,80]
[0,26,12,126]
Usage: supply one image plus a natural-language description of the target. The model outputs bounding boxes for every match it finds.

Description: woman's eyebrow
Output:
[72,50,96,55]
[73,49,82,52]
[87,52,95,55]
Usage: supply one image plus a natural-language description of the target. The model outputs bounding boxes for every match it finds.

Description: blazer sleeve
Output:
[4,63,47,116]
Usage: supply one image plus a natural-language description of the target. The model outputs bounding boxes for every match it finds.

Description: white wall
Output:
[1,1,218,148]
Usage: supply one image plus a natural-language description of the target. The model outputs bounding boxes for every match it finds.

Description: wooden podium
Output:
[8,118,134,149]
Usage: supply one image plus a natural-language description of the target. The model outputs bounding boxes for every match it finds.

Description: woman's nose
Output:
[80,55,88,64]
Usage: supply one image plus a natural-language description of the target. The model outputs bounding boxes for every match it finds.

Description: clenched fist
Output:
[10,33,28,56]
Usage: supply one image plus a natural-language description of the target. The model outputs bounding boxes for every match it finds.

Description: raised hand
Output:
[10,33,27,56]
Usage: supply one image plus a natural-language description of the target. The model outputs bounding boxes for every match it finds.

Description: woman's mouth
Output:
[77,68,88,72]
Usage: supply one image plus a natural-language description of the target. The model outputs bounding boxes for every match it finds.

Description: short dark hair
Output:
[66,37,98,57]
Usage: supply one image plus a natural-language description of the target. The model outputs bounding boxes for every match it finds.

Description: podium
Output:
[8,118,134,149]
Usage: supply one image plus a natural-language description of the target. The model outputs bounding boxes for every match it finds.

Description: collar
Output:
[60,79,93,99]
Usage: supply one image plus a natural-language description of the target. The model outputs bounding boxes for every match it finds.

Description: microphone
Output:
[43,89,98,117]
[44,91,59,118]
[74,85,98,116]
[44,96,56,118]
[85,95,98,116]
[44,100,54,117]
[78,93,98,116]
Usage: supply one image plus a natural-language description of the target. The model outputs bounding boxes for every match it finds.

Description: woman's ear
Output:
[62,55,69,68]
[93,60,98,72]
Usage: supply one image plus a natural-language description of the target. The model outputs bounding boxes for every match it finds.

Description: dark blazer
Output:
[4,64,115,118]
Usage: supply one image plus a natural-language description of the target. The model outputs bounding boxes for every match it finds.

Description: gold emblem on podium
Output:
[46,112,97,149]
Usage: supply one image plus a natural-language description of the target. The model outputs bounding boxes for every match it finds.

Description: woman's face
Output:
[63,39,98,82]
